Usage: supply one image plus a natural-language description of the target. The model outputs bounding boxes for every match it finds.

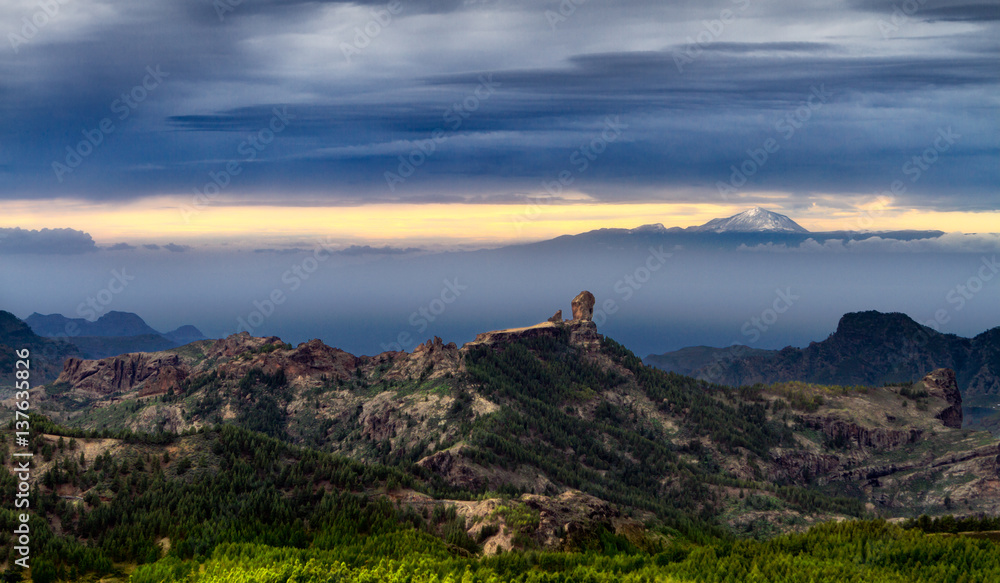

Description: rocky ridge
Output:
[645,310,1000,432]
[17,293,1000,536]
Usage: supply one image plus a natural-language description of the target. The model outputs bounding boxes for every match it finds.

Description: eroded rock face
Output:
[768,451,842,484]
[359,392,403,442]
[417,445,488,491]
[567,320,601,351]
[384,336,461,381]
[56,353,186,397]
[203,334,365,386]
[922,368,963,429]
[548,310,563,323]
[204,332,284,359]
[801,416,922,450]
[571,291,595,321]
[284,339,359,379]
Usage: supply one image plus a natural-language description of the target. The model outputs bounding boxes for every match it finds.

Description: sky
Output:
[1,0,999,358]
[0,0,997,248]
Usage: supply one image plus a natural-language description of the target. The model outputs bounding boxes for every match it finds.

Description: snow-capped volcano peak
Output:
[688,207,809,233]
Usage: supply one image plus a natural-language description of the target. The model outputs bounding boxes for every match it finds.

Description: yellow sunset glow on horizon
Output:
[1,197,997,248]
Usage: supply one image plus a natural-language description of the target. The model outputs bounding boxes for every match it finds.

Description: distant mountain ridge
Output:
[687,207,809,233]
[26,311,161,337]
[0,310,80,389]
[644,311,1000,432]
[519,210,941,254]
[23,310,207,359]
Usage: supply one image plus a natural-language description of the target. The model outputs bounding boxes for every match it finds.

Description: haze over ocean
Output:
[1,0,997,356]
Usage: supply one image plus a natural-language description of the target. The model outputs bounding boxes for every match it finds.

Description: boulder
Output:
[548,310,563,323]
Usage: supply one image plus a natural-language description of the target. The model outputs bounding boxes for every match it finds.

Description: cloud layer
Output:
[0,227,97,254]
[1,0,996,210]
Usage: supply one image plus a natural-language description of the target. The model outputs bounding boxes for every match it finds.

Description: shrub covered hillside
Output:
[7,314,999,581]
[130,520,1000,583]
[0,409,998,581]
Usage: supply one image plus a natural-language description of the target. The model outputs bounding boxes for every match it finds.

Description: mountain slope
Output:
[0,310,80,389]
[8,423,1000,583]
[26,311,161,337]
[26,297,1000,535]
[23,310,207,359]
[644,311,1000,432]
[163,325,207,345]
[644,345,775,377]
[687,207,809,233]
[7,297,1000,583]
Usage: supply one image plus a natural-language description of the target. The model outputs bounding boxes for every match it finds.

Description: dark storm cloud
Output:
[0,228,97,254]
[848,0,1000,21]
[199,0,467,19]
[701,42,842,53]
[922,5,1000,22]
[0,0,997,209]
[168,50,995,138]
[425,50,997,103]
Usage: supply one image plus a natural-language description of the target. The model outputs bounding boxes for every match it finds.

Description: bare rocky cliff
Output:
[56,353,188,398]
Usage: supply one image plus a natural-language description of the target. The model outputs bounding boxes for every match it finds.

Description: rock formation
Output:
[385,336,462,381]
[922,368,963,429]
[800,415,922,450]
[465,292,602,351]
[465,319,601,352]
[571,291,595,321]
[56,353,187,398]
[645,312,1000,431]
